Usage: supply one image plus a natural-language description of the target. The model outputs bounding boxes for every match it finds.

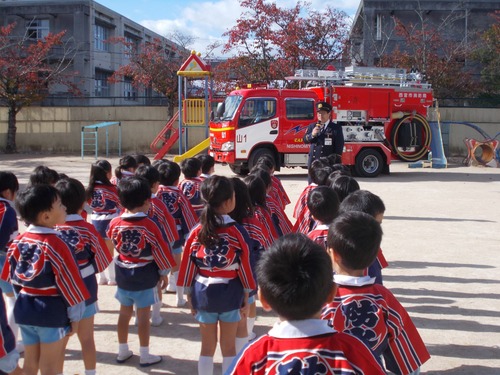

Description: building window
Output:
[376,14,382,40]
[26,19,49,40]
[94,24,109,51]
[124,78,137,100]
[124,35,139,55]
[95,70,111,97]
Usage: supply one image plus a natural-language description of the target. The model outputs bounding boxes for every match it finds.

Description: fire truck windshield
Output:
[216,95,242,121]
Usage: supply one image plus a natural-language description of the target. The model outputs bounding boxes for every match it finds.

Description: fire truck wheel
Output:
[354,149,384,178]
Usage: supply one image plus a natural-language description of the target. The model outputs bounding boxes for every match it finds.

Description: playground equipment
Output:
[151,51,212,160]
[81,121,121,159]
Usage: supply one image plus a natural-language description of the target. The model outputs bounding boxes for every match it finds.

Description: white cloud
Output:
[141,0,243,56]
[140,0,360,57]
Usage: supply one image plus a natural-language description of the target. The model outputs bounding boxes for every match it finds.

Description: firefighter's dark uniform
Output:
[303,102,344,169]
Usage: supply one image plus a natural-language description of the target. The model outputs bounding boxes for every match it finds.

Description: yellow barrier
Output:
[183,99,205,126]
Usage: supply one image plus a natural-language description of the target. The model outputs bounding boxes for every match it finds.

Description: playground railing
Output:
[81,121,121,159]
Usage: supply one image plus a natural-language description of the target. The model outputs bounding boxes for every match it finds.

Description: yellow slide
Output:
[173,138,210,163]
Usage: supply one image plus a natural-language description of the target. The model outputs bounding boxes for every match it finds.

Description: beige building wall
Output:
[0,106,207,155]
[0,106,498,157]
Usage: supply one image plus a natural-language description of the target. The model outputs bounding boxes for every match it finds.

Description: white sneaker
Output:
[116,350,133,363]
[176,299,187,307]
[140,353,162,367]
[151,316,164,327]
[165,273,176,293]
[248,332,257,341]
[98,277,108,285]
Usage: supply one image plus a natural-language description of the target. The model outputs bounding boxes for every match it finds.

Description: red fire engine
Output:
[209,66,433,177]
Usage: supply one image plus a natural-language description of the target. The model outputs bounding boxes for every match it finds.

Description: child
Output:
[179,157,204,216]
[155,160,197,297]
[306,186,339,249]
[322,212,430,375]
[55,178,113,375]
[111,155,138,185]
[0,172,22,354]
[243,175,278,241]
[28,165,60,186]
[292,160,332,234]
[1,184,90,375]
[107,177,176,367]
[226,233,385,374]
[196,154,215,180]
[177,176,256,375]
[86,160,122,285]
[329,174,360,202]
[229,177,274,351]
[250,168,292,236]
[0,294,23,375]
[133,154,151,167]
[135,165,181,316]
[254,155,290,210]
[339,190,388,285]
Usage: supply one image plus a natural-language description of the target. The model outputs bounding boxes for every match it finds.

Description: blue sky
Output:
[97,0,360,56]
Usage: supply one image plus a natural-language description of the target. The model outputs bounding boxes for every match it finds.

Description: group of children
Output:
[0,152,430,375]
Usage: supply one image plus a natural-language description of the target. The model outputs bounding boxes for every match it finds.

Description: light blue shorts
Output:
[115,287,158,309]
[82,302,99,319]
[171,246,182,255]
[195,309,241,324]
[20,325,69,345]
[248,295,256,304]
[0,349,20,373]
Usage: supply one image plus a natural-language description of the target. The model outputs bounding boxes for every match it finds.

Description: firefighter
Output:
[303,101,344,169]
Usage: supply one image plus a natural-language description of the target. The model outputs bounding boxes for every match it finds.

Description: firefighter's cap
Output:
[317,101,332,113]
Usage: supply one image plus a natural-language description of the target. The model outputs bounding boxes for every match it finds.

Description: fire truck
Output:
[209,66,433,177]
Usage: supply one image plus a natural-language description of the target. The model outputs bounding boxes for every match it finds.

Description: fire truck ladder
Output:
[150,111,184,160]
[287,66,431,89]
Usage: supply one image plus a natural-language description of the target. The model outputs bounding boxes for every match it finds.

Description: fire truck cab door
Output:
[235,98,278,158]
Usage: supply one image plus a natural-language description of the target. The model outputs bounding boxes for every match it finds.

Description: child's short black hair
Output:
[330,175,360,202]
[309,161,332,186]
[16,184,60,225]
[135,165,159,188]
[339,190,385,218]
[29,165,60,186]
[156,160,181,186]
[196,154,215,174]
[0,172,19,195]
[180,157,202,178]
[115,155,138,180]
[134,154,151,166]
[307,186,339,224]
[257,233,333,321]
[117,177,151,211]
[327,211,382,270]
[55,178,86,215]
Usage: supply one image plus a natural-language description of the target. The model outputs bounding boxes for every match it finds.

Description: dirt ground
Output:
[1,153,499,375]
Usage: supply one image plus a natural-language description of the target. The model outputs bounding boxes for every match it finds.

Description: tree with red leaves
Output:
[214,0,349,88]
[0,23,78,153]
[109,37,188,117]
